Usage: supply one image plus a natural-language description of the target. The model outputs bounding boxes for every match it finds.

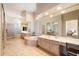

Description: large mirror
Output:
[46,22,51,32]
[52,22,58,35]
[46,20,58,36]
[65,19,78,38]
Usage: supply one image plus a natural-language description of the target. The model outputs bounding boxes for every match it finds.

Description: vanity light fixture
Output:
[50,15,53,17]
[57,7,62,10]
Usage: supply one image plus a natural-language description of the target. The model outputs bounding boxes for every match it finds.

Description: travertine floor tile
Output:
[4,38,50,56]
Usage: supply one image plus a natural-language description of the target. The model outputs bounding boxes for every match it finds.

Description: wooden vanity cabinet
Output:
[38,37,60,56]
[38,38,41,46]
[42,39,50,51]
[38,38,44,48]
[38,38,50,51]
[49,40,60,56]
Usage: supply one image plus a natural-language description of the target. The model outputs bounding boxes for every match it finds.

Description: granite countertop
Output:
[38,35,79,46]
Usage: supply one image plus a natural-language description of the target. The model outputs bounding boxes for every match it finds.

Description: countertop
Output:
[24,36,38,40]
[38,35,79,46]
[21,31,30,33]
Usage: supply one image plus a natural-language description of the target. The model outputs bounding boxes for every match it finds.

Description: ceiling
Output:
[36,3,59,15]
[4,3,36,12]
[3,3,59,15]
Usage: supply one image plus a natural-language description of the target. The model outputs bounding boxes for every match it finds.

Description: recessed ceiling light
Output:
[45,12,48,15]
[50,15,53,17]
[57,7,62,10]
[61,11,65,14]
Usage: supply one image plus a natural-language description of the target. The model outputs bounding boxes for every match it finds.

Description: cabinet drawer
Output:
[38,38,45,48]
[38,38,41,46]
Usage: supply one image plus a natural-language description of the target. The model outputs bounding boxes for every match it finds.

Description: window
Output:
[23,27,27,31]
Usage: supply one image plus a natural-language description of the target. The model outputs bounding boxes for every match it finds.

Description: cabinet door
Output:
[49,41,60,56]
[38,38,41,46]
[43,39,49,51]
[40,38,45,48]
[38,38,44,48]
[38,38,50,51]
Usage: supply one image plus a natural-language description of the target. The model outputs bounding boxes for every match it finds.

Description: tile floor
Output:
[3,37,50,56]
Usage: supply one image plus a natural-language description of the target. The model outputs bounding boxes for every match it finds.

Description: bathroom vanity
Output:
[38,35,79,56]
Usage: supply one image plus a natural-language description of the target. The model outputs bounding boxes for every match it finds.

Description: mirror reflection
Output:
[66,19,78,38]
[46,20,58,36]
